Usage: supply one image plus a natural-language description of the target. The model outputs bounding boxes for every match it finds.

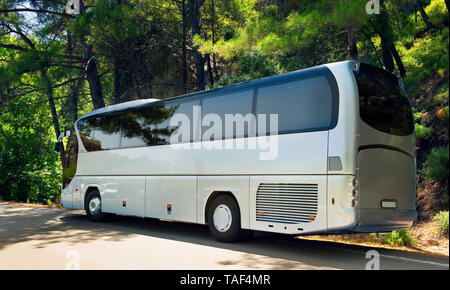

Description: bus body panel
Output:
[101,176,146,216]
[71,179,81,209]
[323,61,360,231]
[146,176,197,223]
[358,121,415,157]
[325,61,359,175]
[358,148,416,210]
[75,131,329,176]
[326,175,358,232]
[75,176,146,216]
[61,180,73,209]
[197,176,250,229]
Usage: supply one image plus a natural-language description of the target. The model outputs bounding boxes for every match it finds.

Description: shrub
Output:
[436,106,449,122]
[421,147,449,182]
[214,73,254,88]
[425,0,449,27]
[415,123,432,140]
[433,211,449,236]
[381,230,416,246]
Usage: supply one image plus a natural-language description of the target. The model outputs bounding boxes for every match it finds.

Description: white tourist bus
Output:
[59,60,417,242]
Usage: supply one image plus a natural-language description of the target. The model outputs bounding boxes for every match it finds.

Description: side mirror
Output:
[54,142,62,153]
[55,130,70,153]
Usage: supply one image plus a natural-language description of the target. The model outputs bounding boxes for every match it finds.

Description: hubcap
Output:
[89,197,101,216]
[213,204,232,232]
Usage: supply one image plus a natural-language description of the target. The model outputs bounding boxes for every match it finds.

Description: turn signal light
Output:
[352,177,359,188]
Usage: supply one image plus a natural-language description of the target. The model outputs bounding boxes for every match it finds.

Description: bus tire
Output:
[207,195,242,243]
[85,190,106,222]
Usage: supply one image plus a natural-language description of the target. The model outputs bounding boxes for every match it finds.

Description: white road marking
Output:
[380,254,449,268]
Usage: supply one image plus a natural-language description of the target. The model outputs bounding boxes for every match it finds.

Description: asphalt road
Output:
[0,202,448,270]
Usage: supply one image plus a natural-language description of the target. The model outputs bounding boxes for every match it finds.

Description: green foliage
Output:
[401,27,449,94]
[381,230,416,246]
[433,211,449,236]
[421,147,449,182]
[426,0,449,27]
[214,73,253,88]
[237,51,280,78]
[0,96,61,204]
[415,123,432,140]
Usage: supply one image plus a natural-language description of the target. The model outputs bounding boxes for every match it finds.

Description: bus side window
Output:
[77,115,122,151]
[201,90,254,140]
[120,104,176,148]
[255,76,334,135]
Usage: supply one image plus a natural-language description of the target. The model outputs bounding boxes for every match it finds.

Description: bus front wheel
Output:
[207,195,242,242]
[85,190,106,222]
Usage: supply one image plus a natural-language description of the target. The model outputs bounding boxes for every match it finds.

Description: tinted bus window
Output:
[256,76,334,135]
[161,99,199,144]
[120,99,199,148]
[120,104,179,147]
[201,90,254,140]
[77,114,122,151]
[355,65,413,136]
[62,132,78,188]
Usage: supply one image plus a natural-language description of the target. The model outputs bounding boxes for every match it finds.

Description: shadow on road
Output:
[0,204,448,270]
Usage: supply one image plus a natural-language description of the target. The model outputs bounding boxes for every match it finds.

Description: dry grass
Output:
[300,220,449,257]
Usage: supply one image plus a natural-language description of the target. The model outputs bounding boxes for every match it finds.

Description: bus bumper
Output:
[352,208,416,233]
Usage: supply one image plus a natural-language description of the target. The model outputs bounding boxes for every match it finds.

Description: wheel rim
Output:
[89,197,101,216]
[213,204,232,232]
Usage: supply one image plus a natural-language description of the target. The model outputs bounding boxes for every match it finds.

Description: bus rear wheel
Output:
[85,190,106,222]
[207,195,242,243]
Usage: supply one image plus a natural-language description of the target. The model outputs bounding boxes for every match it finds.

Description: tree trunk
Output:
[113,53,122,104]
[80,1,105,109]
[206,54,214,86]
[84,46,106,109]
[66,32,79,123]
[210,0,218,79]
[416,0,435,30]
[42,70,65,164]
[71,89,78,123]
[376,3,395,73]
[380,36,395,73]
[347,25,358,60]
[391,45,406,79]
[189,0,206,91]
[445,0,449,12]
[181,0,188,93]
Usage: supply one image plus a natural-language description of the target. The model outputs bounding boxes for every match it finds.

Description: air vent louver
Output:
[256,183,318,224]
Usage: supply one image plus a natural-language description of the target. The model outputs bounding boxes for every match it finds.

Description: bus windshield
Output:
[354,64,414,136]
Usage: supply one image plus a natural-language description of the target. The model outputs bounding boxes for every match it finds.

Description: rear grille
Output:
[256,183,318,224]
